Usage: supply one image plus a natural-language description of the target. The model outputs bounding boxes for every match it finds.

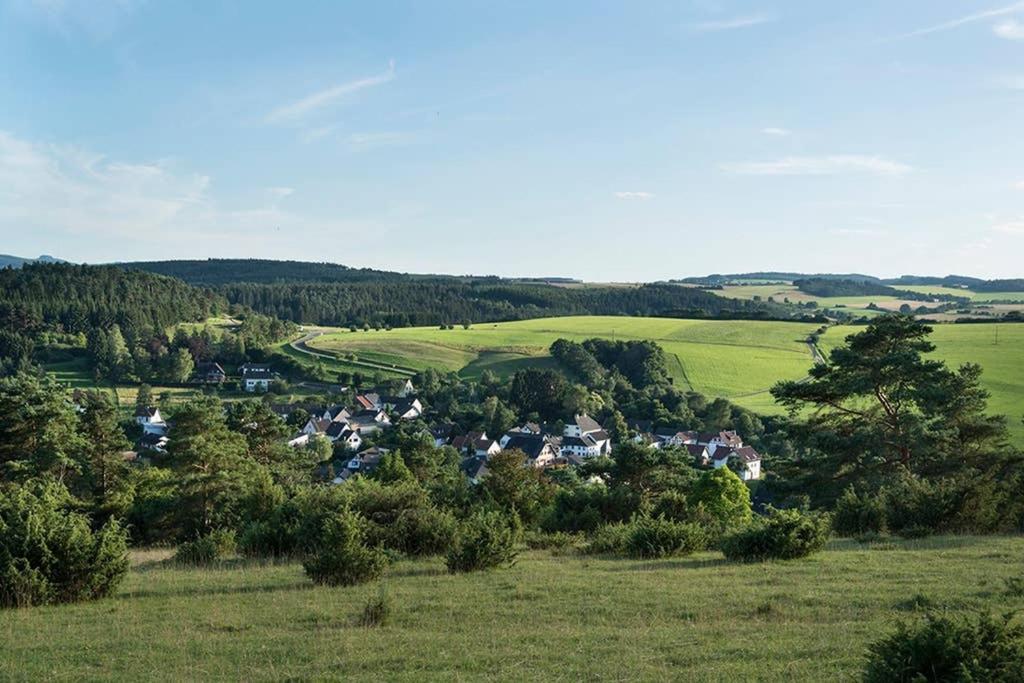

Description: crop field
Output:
[305,317,823,414]
[820,323,1024,440]
[2,536,1022,681]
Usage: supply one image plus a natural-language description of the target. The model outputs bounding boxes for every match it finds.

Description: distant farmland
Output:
[305,316,823,414]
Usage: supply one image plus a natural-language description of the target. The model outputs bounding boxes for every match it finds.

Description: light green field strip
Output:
[306,316,821,413]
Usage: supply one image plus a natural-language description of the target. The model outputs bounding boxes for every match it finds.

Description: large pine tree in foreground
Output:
[771,315,1010,501]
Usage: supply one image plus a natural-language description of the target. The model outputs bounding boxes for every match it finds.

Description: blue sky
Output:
[0,0,1022,279]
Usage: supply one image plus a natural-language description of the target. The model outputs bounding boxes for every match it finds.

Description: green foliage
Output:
[0,482,129,608]
[174,530,237,566]
[688,467,753,529]
[446,510,519,573]
[480,449,555,527]
[0,373,84,483]
[863,612,1024,683]
[773,315,1009,502]
[833,487,888,537]
[302,509,389,587]
[721,508,830,562]
[623,516,708,559]
[522,530,580,551]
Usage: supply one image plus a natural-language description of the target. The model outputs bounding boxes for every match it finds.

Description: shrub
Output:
[832,487,887,537]
[880,475,962,535]
[0,482,129,608]
[623,516,707,559]
[687,467,752,529]
[174,529,237,566]
[303,510,388,587]
[522,531,579,551]
[863,612,1024,682]
[720,508,830,562]
[446,510,519,573]
[585,522,631,555]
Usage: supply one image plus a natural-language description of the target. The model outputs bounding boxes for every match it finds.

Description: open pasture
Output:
[306,316,822,413]
[2,537,1022,681]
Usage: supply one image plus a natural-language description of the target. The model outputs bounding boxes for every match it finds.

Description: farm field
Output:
[899,285,1024,302]
[819,323,1024,440]
[2,536,1022,681]
[305,317,823,414]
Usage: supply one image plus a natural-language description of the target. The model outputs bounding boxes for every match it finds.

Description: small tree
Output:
[688,467,752,530]
[446,510,519,573]
[0,482,129,608]
[303,509,388,587]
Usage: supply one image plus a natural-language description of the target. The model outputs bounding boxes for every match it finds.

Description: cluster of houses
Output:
[128,374,762,484]
[628,422,762,481]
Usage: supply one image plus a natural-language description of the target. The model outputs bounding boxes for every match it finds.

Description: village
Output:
[131,362,763,486]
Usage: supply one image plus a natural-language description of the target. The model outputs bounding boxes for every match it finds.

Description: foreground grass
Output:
[2,536,1022,681]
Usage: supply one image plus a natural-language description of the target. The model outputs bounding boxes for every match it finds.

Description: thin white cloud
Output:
[1015,180,1024,190]
[721,155,913,177]
[990,75,1024,89]
[992,219,1024,234]
[994,18,1024,39]
[892,2,1024,39]
[265,61,395,124]
[692,14,774,31]
[0,130,362,254]
[830,228,885,236]
[614,191,654,200]
[761,127,791,136]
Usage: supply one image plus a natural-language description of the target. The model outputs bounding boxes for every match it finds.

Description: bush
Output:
[863,612,1024,682]
[303,510,389,587]
[720,508,830,562]
[832,487,887,537]
[174,529,237,566]
[522,531,579,551]
[623,516,707,559]
[446,510,519,573]
[0,482,130,608]
[585,522,632,555]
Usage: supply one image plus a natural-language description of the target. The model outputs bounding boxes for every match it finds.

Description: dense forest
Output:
[123,258,443,285]
[217,281,791,327]
[793,278,967,303]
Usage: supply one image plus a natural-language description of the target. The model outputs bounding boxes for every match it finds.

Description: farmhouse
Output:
[193,362,226,384]
[711,445,763,481]
[134,406,167,435]
[239,363,275,392]
[502,433,560,468]
[561,414,611,458]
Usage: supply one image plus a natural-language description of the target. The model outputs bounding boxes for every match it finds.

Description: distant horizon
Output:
[2,1,1023,278]
[3,252,1019,284]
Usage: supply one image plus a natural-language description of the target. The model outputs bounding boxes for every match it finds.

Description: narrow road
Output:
[287,330,417,376]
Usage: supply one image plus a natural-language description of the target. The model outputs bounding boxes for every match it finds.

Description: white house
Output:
[561,415,612,457]
[710,446,762,481]
[240,363,274,392]
[134,406,167,435]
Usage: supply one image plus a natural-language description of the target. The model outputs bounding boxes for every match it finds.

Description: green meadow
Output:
[820,323,1024,439]
[2,536,1022,681]
[306,317,823,414]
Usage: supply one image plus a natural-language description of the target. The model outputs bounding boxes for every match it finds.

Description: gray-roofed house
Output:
[240,363,275,392]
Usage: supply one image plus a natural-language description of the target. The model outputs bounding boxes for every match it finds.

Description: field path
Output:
[289,330,417,376]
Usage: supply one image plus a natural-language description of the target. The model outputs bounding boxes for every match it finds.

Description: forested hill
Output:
[219,281,785,327]
[122,258,445,285]
[120,259,798,327]
[0,263,221,335]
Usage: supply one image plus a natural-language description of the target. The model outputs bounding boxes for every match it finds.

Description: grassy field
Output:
[898,285,1024,303]
[1,536,1022,681]
[820,323,1024,439]
[305,317,823,414]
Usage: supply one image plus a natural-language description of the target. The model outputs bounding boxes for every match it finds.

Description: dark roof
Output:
[574,414,602,433]
[685,444,708,457]
[195,362,225,375]
[460,456,489,479]
[134,406,159,418]
[325,422,350,438]
[503,434,556,460]
[241,364,274,380]
[430,423,454,439]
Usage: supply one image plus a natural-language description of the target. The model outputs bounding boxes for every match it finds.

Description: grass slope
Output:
[2,537,1022,681]
[820,323,1024,440]
[306,317,822,414]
